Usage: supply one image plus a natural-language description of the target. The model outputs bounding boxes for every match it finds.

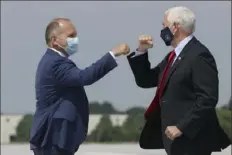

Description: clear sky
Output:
[1,1,231,114]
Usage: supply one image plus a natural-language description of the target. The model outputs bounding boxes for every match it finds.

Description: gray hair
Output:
[165,6,196,34]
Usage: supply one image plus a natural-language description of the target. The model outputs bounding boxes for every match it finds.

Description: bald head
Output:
[45,18,77,47]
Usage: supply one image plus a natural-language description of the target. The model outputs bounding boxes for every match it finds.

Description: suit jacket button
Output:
[162,100,166,104]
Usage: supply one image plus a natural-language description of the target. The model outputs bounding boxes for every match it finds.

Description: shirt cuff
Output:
[109,51,116,60]
[131,49,147,58]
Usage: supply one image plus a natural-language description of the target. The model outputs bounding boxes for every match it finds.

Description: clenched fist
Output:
[138,35,153,51]
[112,43,130,56]
[165,126,183,140]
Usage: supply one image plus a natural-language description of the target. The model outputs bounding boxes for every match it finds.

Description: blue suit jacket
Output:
[30,49,117,152]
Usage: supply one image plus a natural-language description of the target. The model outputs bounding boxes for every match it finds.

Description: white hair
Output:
[165,6,196,34]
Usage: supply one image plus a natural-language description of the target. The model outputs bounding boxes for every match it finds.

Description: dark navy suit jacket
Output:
[30,48,117,152]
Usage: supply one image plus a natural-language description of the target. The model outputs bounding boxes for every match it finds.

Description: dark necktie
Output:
[144,50,176,118]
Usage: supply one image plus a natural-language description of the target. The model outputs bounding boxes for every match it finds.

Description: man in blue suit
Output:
[30,18,130,155]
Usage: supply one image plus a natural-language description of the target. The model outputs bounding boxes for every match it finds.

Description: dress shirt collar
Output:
[174,34,193,57]
[48,48,66,57]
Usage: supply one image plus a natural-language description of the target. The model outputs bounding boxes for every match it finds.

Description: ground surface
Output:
[1,144,231,155]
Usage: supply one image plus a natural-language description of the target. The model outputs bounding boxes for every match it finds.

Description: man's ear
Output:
[171,23,179,35]
[51,36,58,46]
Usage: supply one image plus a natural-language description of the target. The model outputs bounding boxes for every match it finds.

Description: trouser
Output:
[168,152,212,155]
[200,153,212,155]
[33,146,74,155]
[184,153,212,155]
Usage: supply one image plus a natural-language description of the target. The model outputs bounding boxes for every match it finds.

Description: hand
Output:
[165,126,182,140]
[137,35,153,51]
[112,43,130,56]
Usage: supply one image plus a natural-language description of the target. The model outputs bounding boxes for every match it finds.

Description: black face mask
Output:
[160,27,174,46]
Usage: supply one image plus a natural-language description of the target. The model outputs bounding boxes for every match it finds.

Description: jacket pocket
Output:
[53,101,77,122]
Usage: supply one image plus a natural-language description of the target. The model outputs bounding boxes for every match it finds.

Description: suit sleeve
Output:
[52,52,117,87]
[127,51,166,88]
[176,52,219,139]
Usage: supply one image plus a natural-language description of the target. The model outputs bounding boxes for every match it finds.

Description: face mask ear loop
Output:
[55,35,68,51]
[169,23,176,36]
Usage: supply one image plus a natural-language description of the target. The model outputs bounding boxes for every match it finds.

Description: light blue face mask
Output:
[64,37,79,56]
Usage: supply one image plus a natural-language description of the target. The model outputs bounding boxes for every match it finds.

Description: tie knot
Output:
[168,50,176,62]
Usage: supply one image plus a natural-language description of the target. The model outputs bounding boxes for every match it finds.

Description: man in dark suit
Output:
[127,6,231,155]
[30,18,130,155]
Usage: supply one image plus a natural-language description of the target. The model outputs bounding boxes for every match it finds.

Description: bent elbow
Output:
[78,78,95,86]
[136,83,148,88]
[135,79,155,88]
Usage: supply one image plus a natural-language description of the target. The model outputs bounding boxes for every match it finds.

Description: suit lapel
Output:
[162,37,197,94]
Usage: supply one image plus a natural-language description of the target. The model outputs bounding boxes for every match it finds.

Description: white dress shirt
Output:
[172,34,193,63]
[49,48,66,57]
[132,34,194,64]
